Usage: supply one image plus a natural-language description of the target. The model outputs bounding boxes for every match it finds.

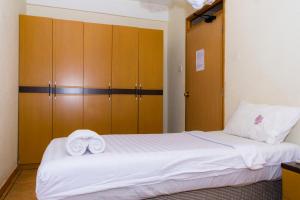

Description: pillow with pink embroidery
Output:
[224,101,300,144]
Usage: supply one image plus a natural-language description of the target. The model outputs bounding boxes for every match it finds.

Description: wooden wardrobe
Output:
[19,15,163,164]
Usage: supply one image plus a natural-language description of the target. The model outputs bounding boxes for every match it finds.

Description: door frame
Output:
[185,0,225,130]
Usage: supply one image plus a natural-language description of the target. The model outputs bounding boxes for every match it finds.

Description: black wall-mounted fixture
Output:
[200,15,217,23]
[201,15,217,23]
[192,13,217,24]
[191,2,222,26]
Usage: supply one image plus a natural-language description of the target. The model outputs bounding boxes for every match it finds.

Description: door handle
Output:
[135,83,138,100]
[108,82,111,101]
[184,92,190,97]
[54,82,57,99]
[139,83,142,100]
[48,81,51,97]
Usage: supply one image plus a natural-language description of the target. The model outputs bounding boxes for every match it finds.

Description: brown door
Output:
[84,23,112,88]
[19,93,52,164]
[20,15,52,86]
[53,19,84,138]
[19,15,53,164]
[138,28,164,133]
[112,95,138,134]
[84,23,112,134]
[138,28,163,89]
[53,95,83,138]
[186,11,224,131]
[53,19,84,87]
[84,96,111,134]
[111,26,139,133]
[139,96,163,133]
[112,26,138,89]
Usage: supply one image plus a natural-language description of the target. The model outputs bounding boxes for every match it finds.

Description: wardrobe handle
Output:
[139,83,143,100]
[108,82,111,101]
[48,81,51,97]
[135,83,138,100]
[54,82,57,99]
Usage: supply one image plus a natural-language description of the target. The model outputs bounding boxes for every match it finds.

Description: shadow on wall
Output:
[138,0,170,12]
[138,0,192,12]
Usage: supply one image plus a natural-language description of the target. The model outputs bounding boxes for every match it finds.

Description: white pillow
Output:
[224,101,300,144]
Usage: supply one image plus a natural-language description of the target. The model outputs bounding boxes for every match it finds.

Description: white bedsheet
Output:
[36,131,300,200]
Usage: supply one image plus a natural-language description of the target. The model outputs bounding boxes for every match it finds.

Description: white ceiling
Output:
[27,0,170,21]
[129,0,172,6]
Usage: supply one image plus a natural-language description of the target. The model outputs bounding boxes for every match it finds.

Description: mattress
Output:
[36,131,300,200]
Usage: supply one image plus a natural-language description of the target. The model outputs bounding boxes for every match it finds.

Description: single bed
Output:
[36,131,300,200]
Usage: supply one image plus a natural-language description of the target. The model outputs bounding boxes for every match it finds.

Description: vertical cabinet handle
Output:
[48,81,51,97]
[135,83,138,100]
[139,83,143,100]
[108,82,111,101]
[54,82,57,99]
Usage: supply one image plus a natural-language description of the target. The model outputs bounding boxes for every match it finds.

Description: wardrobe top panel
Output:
[20,15,164,32]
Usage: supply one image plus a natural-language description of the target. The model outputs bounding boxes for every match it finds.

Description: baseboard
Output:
[19,163,39,170]
[0,166,20,199]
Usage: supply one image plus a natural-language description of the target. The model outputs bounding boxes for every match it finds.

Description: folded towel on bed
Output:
[88,136,106,154]
[66,130,106,156]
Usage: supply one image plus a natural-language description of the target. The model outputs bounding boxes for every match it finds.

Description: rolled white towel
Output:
[66,129,106,156]
[88,136,106,154]
[66,130,91,156]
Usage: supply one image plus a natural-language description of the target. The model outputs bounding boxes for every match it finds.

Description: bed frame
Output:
[148,180,281,200]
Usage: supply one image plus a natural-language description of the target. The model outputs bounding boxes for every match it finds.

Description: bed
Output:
[36,131,300,200]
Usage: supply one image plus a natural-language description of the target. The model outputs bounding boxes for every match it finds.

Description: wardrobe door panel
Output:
[139,95,163,133]
[84,23,112,134]
[84,23,112,88]
[84,95,111,134]
[139,29,163,89]
[54,19,84,87]
[112,95,138,134]
[112,26,138,89]
[19,93,52,164]
[20,15,52,86]
[53,19,84,138]
[138,28,164,133]
[53,95,83,138]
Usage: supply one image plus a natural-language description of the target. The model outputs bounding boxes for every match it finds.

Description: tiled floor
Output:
[2,170,37,200]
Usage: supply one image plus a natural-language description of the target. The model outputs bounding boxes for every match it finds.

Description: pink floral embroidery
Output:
[255,115,264,125]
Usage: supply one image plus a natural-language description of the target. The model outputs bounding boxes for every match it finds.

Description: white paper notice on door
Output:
[196,49,205,72]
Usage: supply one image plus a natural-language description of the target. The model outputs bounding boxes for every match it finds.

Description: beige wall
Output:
[167,2,193,132]
[26,4,169,132]
[168,0,300,144]
[225,0,300,144]
[0,0,26,188]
